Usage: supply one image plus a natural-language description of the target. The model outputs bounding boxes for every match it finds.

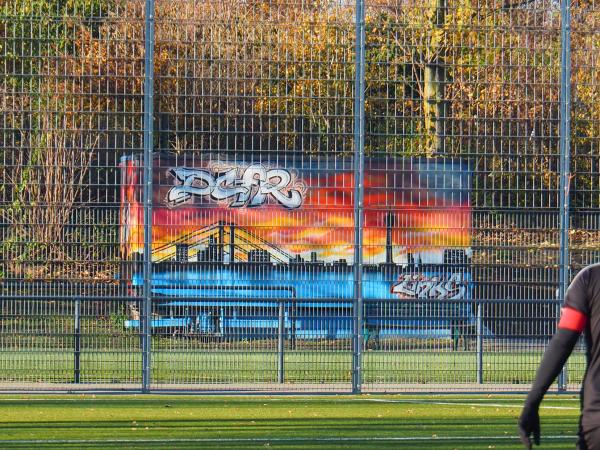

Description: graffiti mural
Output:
[120,154,472,336]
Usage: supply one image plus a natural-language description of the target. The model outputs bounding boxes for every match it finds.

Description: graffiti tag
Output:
[391,273,467,300]
[165,163,306,209]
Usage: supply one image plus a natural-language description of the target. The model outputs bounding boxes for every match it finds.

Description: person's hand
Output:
[518,405,540,449]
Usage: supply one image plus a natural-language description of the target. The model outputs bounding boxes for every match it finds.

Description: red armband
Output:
[558,307,588,333]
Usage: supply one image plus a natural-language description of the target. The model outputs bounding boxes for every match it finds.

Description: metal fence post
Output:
[476,303,483,384]
[278,301,285,384]
[142,0,156,393]
[557,0,572,392]
[74,298,81,384]
[352,0,366,395]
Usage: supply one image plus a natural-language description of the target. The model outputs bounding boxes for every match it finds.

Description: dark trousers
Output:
[577,426,600,450]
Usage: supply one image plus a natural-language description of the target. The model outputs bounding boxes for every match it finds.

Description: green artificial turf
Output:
[0,350,587,385]
[0,394,582,449]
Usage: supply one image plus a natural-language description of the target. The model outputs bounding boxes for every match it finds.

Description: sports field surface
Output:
[0,394,582,449]
[0,350,587,384]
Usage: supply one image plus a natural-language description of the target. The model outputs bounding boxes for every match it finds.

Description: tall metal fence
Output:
[0,0,598,393]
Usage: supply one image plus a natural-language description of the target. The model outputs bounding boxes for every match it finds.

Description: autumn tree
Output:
[0,0,116,279]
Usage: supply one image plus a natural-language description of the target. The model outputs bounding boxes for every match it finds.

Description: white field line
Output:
[355,398,580,410]
[0,436,577,444]
[0,396,581,408]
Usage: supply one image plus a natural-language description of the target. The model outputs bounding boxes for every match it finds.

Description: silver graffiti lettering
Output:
[391,273,466,300]
[166,168,214,206]
[212,169,247,202]
[165,163,306,209]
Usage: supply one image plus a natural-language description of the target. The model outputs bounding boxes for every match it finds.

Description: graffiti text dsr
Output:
[166,164,306,209]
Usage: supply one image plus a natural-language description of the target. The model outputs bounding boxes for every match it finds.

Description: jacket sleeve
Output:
[523,326,582,409]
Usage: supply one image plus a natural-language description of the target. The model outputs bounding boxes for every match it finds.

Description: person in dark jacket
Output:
[519,264,600,449]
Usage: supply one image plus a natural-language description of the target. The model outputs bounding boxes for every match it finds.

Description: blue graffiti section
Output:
[133,268,470,303]
[131,267,474,338]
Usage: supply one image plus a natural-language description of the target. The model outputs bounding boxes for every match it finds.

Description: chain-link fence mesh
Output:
[0,0,597,392]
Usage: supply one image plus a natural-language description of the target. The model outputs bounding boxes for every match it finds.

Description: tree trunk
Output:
[423,0,447,155]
